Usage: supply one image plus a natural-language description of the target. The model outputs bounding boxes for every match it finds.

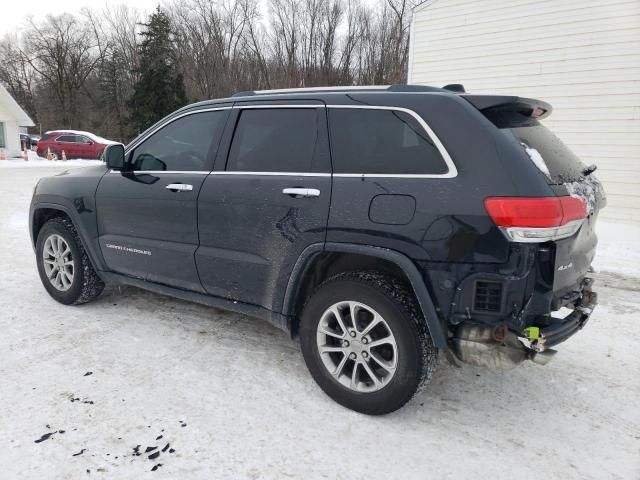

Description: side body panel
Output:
[30,165,109,272]
[325,93,554,264]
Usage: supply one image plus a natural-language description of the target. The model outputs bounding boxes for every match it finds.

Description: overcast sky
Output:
[0,0,163,37]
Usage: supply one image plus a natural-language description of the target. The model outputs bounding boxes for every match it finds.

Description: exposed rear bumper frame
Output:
[522,278,597,352]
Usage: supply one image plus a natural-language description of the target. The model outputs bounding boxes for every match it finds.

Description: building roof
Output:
[0,82,35,127]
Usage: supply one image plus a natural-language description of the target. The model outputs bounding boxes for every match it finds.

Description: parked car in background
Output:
[36,130,117,160]
[19,133,39,149]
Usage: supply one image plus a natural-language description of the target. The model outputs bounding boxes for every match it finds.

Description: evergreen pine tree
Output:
[128,6,188,134]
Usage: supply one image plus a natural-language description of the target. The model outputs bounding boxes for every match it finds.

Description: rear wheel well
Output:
[289,252,411,337]
[32,208,71,245]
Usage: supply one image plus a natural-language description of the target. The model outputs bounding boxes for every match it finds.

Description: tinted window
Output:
[329,108,448,175]
[484,109,586,184]
[56,135,77,143]
[130,110,227,171]
[227,108,320,172]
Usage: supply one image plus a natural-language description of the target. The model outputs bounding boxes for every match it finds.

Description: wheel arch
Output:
[283,242,448,347]
[31,202,107,274]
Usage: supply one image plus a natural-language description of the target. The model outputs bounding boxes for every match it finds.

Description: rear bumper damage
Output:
[451,278,597,369]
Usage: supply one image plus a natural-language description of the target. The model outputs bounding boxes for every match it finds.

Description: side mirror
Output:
[104,144,125,170]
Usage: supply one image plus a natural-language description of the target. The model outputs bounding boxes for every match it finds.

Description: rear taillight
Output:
[485,196,587,242]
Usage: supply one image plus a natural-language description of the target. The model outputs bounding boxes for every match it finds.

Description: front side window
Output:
[130,110,228,172]
[329,108,449,175]
[226,108,321,173]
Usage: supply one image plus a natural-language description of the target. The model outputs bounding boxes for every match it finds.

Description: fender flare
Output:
[30,201,108,273]
[283,242,448,348]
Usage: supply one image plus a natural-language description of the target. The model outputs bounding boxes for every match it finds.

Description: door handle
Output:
[282,188,320,198]
[166,183,193,192]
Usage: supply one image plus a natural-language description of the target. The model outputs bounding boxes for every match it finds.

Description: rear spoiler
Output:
[461,95,552,120]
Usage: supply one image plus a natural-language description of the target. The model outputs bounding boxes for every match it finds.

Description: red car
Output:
[36,130,117,160]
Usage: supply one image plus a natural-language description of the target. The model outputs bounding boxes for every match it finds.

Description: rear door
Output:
[96,107,230,291]
[196,103,331,309]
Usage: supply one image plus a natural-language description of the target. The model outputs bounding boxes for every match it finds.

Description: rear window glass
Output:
[484,110,585,184]
[329,108,448,175]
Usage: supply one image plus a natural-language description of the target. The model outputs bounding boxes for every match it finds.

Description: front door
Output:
[75,134,95,159]
[95,107,231,291]
[54,134,80,158]
[197,104,331,310]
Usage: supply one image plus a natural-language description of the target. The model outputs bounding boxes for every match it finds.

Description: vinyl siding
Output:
[409,0,640,223]
[0,111,21,157]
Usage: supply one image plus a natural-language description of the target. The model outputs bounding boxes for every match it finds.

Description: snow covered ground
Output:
[1,165,638,479]
[0,151,103,168]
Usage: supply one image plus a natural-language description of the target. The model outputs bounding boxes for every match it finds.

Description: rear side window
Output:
[484,109,585,184]
[227,108,321,172]
[56,135,77,143]
[130,110,228,172]
[329,108,448,175]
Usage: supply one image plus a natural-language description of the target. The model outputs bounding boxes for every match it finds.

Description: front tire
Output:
[36,217,104,305]
[299,272,438,415]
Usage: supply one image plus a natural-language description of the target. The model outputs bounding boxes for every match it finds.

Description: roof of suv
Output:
[232,84,458,97]
[178,84,551,120]
[175,84,467,115]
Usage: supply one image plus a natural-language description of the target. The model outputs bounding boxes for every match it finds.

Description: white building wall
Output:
[409,0,640,223]
[0,109,21,157]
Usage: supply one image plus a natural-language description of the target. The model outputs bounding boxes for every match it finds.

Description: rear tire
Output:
[299,271,438,415]
[36,217,104,305]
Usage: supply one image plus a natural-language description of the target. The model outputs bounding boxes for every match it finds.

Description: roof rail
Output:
[232,85,391,97]
[387,84,447,93]
[231,84,454,97]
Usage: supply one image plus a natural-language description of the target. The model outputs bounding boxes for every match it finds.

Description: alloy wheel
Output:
[316,301,398,392]
[42,234,74,291]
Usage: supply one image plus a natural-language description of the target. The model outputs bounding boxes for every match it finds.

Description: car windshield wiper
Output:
[582,164,597,176]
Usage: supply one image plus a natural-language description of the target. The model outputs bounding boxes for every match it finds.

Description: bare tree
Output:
[170,0,257,99]
[85,5,141,141]
[0,35,39,126]
[23,14,101,127]
[1,0,419,142]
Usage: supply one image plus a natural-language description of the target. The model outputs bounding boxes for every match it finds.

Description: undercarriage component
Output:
[451,323,530,370]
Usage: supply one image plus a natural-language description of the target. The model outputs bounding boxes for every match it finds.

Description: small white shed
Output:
[408,0,640,223]
[0,83,35,157]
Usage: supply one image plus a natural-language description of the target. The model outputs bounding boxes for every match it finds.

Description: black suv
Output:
[30,85,604,414]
